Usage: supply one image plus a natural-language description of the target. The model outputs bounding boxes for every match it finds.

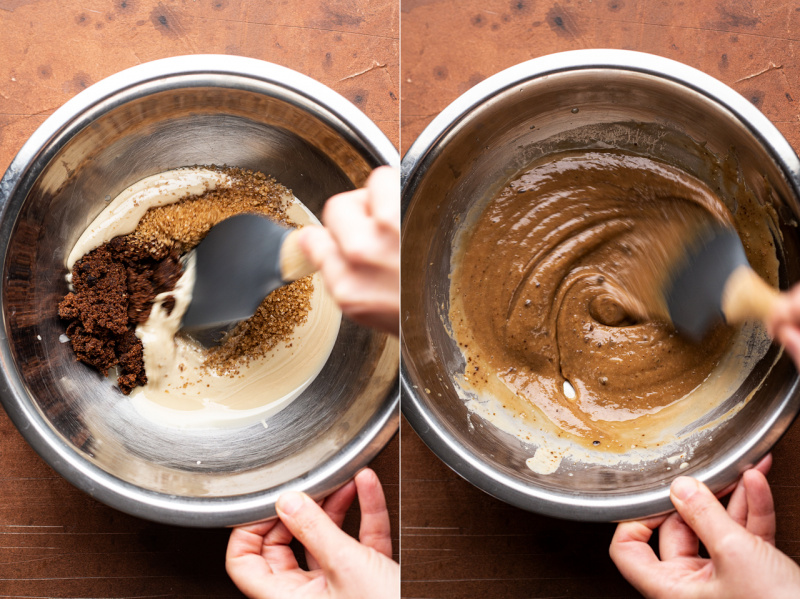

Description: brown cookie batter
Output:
[450,150,776,453]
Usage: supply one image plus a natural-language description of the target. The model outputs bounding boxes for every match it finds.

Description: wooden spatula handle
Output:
[280,228,317,281]
[721,265,780,325]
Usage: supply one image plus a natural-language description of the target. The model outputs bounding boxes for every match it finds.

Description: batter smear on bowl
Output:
[60,166,341,428]
[449,150,778,470]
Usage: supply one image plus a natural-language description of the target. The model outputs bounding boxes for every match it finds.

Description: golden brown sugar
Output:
[132,166,295,254]
[130,166,314,375]
[204,276,313,374]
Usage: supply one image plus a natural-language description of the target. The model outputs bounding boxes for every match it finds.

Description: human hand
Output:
[767,284,800,366]
[226,468,399,599]
[297,166,399,336]
[610,455,800,599]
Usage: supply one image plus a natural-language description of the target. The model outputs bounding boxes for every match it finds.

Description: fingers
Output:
[306,480,358,570]
[321,479,358,529]
[297,225,338,273]
[298,227,353,300]
[753,453,773,477]
[296,167,400,336]
[671,457,774,555]
[300,228,389,310]
[767,287,800,338]
[227,520,297,571]
[670,477,742,557]
[766,295,787,338]
[776,325,800,365]
[331,262,399,334]
[728,454,774,527]
[226,523,282,598]
[742,469,776,545]
[254,519,302,573]
[276,490,362,572]
[727,477,749,528]
[227,521,278,565]
[366,166,401,230]
[318,171,399,271]
[609,516,669,598]
[349,303,400,336]
[658,511,700,561]
[717,455,771,498]
[297,224,399,335]
[323,189,385,267]
[355,468,393,558]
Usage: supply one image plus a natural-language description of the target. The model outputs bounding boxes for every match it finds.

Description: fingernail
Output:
[356,467,375,483]
[671,476,699,502]
[277,491,304,516]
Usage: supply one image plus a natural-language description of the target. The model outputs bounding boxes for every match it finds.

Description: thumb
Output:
[296,225,339,272]
[277,491,362,571]
[670,477,743,557]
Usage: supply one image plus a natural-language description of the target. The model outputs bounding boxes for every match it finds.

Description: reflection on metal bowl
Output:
[401,49,800,522]
[0,55,399,527]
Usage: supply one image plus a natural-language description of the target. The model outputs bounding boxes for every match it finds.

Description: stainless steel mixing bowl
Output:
[0,55,399,527]
[401,49,800,521]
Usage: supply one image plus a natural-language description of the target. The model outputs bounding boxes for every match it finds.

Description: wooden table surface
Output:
[401,0,800,597]
[5,0,800,597]
[0,1,398,597]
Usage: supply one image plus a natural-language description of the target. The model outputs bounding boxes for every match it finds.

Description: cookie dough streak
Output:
[135,253,196,388]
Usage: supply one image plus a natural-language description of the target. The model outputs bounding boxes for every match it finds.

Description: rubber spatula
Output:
[665,225,779,340]
[181,213,315,345]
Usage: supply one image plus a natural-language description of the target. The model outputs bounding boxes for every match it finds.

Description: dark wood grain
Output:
[0,1,398,596]
[401,0,800,597]
[401,0,800,154]
[402,416,800,599]
[0,0,399,174]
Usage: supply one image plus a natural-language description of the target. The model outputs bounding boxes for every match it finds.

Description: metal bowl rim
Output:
[0,54,400,527]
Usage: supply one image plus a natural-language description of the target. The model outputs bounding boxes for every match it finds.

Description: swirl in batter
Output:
[450,150,777,459]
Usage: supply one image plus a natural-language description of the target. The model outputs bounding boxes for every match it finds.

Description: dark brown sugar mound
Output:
[59,236,181,394]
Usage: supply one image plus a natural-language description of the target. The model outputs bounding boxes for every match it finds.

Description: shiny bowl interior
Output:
[401,50,800,521]
[0,56,399,527]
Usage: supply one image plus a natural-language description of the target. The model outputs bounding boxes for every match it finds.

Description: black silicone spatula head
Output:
[181,214,291,335]
[665,225,749,341]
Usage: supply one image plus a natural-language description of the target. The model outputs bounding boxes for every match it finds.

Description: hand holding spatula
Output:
[181,167,400,344]
[665,225,781,341]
